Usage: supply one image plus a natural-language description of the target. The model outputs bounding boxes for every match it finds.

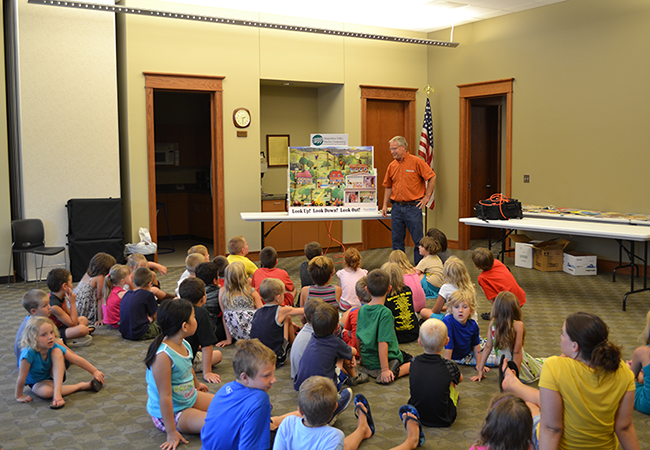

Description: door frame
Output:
[360,85,417,250]
[144,72,226,256]
[457,78,514,250]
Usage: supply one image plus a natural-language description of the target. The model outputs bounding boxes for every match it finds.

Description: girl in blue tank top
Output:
[144,299,215,449]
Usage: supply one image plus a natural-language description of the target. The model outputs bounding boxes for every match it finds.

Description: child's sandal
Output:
[50,398,65,409]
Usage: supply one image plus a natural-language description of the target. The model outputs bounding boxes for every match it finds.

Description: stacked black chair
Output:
[67,198,124,281]
[8,218,66,286]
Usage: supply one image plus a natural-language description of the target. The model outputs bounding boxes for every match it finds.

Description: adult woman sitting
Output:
[502,312,639,450]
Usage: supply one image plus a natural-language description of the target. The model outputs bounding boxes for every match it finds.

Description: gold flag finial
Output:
[423,85,434,98]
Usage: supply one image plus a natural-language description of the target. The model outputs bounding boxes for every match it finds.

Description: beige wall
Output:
[427,0,650,259]
[260,85,320,196]
[6,1,120,279]
[120,1,428,250]
[0,5,12,277]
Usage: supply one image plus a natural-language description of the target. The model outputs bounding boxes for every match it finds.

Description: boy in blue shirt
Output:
[274,376,375,450]
[443,290,482,364]
[119,268,160,340]
[201,339,298,449]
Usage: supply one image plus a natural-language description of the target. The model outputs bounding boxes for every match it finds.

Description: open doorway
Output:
[145,73,226,258]
[458,79,514,250]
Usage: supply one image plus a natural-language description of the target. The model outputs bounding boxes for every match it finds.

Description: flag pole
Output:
[420,85,435,234]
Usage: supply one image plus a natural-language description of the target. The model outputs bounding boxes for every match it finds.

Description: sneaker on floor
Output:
[481,312,491,320]
[68,335,92,348]
[346,372,370,386]
[193,351,203,373]
[329,388,353,426]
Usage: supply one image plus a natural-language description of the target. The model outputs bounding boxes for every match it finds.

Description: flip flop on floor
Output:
[50,398,65,410]
[398,405,425,447]
[91,379,104,392]
[354,394,375,436]
[88,326,96,335]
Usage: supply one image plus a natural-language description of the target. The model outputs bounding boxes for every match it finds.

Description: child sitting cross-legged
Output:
[420,256,476,322]
[175,253,206,297]
[381,262,419,344]
[291,298,323,384]
[47,268,93,347]
[195,261,227,342]
[217,261,263,347]
[472,291,541,384]
[408,318,462,427]
[443,290,491,367]
[16,316,104,409]
[226,235,258,278]
[415,237,444,300]
[471,247,526,320]
[356,269,411,385]
[175,244,210,296]
[178,278,223,384]
[201,339,299,449]
[144,299,213,449]
[341,278,370,361]
[273,376,375,450]
[102,264,130,329]
[250,278,304,367]
[336,248,368,311]
[252,247,297,307]
[294,301,369,394]
[300,256,342,310]
[119,267,161,341]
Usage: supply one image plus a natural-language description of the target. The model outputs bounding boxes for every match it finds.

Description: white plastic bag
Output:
[124,227,158,256]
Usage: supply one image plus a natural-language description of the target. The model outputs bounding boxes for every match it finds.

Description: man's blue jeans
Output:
[390,202,424,264]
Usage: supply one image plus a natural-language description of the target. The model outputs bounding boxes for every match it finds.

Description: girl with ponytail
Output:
[500,312,639,450]
[144,299,213,450]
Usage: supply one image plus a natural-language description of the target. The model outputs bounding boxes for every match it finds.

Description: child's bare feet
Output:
[354,394,375,438]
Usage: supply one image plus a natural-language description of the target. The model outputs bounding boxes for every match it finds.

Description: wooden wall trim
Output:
[144,72,225,91]
[360,85,417,101]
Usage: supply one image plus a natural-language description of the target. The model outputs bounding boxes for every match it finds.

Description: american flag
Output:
[418,97,435,209]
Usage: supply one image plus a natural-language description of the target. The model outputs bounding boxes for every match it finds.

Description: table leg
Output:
[622,240,649,311]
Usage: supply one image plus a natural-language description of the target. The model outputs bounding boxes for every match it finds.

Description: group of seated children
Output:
[14,227,650,450]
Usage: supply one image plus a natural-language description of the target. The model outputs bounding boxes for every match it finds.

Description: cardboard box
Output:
[563,251,597,276]
[510,234,539,269]
[533,239,570,272]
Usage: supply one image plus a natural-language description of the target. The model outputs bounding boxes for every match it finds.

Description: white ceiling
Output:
[155,0,568,33]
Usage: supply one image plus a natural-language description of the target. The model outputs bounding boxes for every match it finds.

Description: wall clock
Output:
[233,108,251,128]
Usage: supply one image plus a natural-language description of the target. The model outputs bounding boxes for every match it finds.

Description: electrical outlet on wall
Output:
[524,174,530,183]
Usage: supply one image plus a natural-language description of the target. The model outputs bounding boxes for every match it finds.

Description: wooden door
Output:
[458,79,514,250]
[469,101,502,239]
[361,86,417,250]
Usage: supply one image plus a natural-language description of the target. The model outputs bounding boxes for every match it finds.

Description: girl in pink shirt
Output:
[102,265,129,329]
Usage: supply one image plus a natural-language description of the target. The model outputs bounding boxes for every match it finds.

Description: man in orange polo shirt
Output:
[381,136,436,264]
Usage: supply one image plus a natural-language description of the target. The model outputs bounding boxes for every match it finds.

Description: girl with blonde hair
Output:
[217,262,263,347]
[388,250,426,312]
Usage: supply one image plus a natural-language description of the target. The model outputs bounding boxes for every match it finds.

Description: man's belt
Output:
[390,199,421,206]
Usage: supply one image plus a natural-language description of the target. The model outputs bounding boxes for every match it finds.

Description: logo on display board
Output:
[310,134,349,146]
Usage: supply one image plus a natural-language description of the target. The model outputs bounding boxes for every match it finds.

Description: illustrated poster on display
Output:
[288,146,377,216]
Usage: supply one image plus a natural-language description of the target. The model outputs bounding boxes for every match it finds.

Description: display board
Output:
[287,146,377,216]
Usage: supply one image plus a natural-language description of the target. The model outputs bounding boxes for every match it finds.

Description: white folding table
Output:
[459,216,650,310]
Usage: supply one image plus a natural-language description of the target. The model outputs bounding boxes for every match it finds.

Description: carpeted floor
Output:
[2,244,650,450]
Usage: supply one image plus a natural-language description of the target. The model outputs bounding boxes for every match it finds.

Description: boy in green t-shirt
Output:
[357,269,411,385]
